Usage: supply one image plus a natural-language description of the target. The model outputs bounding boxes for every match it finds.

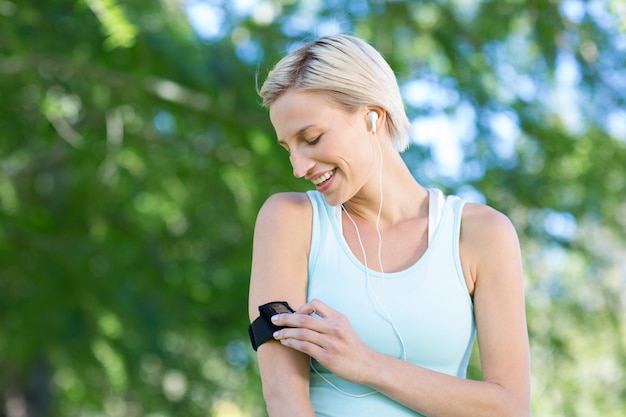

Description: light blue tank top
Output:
[306,189,476,417]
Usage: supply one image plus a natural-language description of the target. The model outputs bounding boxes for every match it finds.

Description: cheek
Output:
[351,139,374,163]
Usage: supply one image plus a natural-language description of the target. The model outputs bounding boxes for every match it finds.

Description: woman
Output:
[248,34,530,417]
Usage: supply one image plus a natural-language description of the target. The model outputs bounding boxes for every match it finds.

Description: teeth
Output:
[312,170,334,186]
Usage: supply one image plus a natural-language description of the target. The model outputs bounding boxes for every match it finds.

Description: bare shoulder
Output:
[256,192,312,228]
[461,202,519,243]
[254,191,313,261]
[459,202,522,292]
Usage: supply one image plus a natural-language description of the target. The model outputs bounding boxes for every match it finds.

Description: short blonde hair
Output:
[259,34,412,152]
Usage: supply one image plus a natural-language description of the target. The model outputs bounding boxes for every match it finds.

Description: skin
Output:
[248,90,530,417]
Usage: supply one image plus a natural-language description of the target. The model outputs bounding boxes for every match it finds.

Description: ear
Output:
[367,111,379,132]
[364,108,385,134]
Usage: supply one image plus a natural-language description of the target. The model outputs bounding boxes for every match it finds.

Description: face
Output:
[269,90,375,206]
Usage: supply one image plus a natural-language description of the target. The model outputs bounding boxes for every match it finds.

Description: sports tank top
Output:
[306,188,476,417]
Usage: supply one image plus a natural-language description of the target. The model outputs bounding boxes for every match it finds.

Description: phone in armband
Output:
[248,301,295,351]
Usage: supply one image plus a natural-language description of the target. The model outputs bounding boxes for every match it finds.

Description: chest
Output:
[307,238,475,372]
[341,215,429,273]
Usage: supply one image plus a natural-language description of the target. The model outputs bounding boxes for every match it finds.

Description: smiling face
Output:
[269,90,376,206]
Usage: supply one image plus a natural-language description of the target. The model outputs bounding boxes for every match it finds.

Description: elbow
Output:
[486,381,529,417]
[511,385,530,417]
[262,383,290,410]
[488,398,528,417]
[262,381,312,417]
[508,406,530,417]
[499,391,530,417]
[505,404,529,417]
[261,388,287,417]
[513,400,530,417]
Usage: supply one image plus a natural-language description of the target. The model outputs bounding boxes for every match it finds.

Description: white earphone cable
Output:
[310,127,406,398]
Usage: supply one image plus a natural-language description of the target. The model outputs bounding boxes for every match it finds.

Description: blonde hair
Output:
[259,34,412,152]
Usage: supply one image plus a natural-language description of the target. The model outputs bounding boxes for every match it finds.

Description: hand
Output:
[271,299,376,385]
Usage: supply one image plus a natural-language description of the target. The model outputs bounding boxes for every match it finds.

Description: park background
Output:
[1,0,625,416]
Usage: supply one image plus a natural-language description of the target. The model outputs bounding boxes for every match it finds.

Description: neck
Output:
[342,154,428,227]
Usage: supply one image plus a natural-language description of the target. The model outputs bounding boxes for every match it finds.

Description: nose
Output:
[290,150,314,179]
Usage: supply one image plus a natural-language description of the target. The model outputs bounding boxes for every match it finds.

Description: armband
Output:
[248,301,295,351]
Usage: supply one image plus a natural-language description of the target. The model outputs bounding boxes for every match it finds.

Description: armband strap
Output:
[248,301,295,351]
[248,315,279,351]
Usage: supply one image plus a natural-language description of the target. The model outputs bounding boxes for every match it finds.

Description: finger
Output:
[296,299,336,319]
[271,310,324,331]
[292,301,317,316]
[278,335,326,358]
[273,326,326,349]
[273,326,307,341]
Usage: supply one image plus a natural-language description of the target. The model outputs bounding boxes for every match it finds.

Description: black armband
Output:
[248,301,295,351]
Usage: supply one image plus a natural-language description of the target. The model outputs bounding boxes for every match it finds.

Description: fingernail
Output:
[271,315,278,323]
[273,331,279,338]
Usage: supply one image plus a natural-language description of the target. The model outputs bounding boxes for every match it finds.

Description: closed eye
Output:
[307,135,322,145]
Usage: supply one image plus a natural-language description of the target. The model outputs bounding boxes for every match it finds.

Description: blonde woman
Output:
[248,34,530,417]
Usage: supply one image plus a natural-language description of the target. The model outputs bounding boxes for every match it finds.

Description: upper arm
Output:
[461,204,531,411]
[248,192,312,318]
[248,192,314,412]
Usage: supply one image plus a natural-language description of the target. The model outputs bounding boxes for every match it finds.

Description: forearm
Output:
[363,351,529,417]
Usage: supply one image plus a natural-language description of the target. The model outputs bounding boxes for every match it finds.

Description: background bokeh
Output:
[1,0,625,416]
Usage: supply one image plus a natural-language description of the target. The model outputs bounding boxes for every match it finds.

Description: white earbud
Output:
[367,111,378,133]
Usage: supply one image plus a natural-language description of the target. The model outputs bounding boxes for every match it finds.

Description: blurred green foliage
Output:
[1,0,625,416]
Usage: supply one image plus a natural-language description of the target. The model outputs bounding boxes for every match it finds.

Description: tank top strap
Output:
[428,188,446,245]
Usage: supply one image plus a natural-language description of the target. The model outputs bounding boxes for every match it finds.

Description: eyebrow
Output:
[277,124,315,146]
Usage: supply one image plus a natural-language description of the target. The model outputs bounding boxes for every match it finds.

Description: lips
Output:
[311,169,336,186]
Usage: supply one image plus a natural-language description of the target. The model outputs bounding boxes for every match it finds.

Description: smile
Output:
[311,169,336,186]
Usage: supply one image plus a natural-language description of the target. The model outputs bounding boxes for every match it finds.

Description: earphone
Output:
[367,111,378,133]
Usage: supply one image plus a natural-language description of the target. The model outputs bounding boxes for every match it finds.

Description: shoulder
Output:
[254,192,313,254]
[259,191,312,213]
[462,203,515,238]
[459,202,522,287]
[460,202,518,242]
[256,192,312,229]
